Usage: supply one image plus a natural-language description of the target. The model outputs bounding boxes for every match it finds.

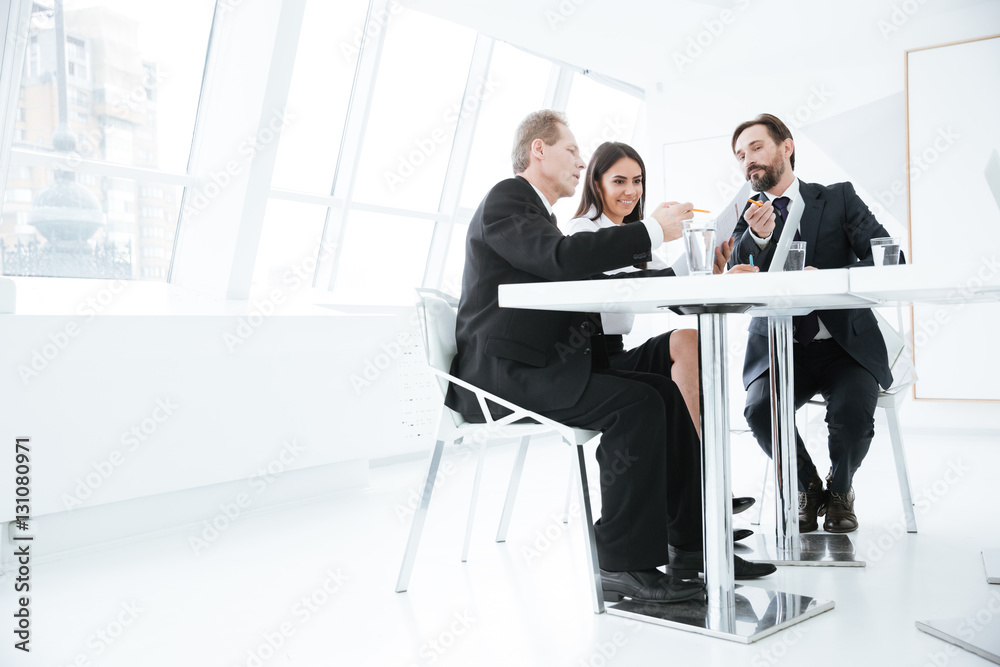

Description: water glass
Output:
[683,220,716,276]
[784,241,806,271]
[870,237,902,265]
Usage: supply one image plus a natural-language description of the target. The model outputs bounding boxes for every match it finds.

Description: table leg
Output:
[768,315,801,558]
[698,312,735,629]
[606,310,833,642]
[740,315,864,566]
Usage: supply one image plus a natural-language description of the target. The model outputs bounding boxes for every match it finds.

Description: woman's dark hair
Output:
[573,141,647,224]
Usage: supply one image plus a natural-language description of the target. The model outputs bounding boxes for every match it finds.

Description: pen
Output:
[692,208,710,213]
[747,198,764,207]
[749,254,754,267]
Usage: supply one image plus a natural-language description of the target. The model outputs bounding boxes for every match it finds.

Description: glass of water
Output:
[784,241,806,271]
[683,220,716,275]
[870,237,902,265]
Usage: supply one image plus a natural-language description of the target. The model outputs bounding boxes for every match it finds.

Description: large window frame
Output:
[0,0,643,302]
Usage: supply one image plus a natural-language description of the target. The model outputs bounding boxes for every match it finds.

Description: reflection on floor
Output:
[4,427,999,667]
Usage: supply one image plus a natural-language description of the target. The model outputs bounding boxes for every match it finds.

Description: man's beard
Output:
[747,158,784,192]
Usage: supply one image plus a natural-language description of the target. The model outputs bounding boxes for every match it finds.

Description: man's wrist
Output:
[748,226,771,248]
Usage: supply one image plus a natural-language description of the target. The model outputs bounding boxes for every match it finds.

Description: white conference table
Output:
[499,262,1000,646]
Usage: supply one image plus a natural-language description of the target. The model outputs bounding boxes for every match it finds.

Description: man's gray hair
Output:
[511,110,568,173]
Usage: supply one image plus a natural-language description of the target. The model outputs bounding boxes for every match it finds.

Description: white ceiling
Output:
[401,0,997,91]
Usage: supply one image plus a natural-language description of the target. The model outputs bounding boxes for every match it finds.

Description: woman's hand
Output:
[651,201,693,243]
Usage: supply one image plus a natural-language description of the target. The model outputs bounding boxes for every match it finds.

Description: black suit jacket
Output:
[728,180,897,390]
[446,175,674,420]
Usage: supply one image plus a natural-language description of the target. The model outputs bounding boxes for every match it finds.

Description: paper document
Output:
[714,180,753,249]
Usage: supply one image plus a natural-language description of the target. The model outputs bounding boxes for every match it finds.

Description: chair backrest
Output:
[874,308,917,391]
[415,289,467,427]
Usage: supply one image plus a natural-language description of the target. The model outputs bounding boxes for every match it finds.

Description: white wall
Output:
[0,281,434,530]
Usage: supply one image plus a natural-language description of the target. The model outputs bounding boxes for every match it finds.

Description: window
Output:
[351,8,477,212]
[269,1,369,194]
[70,89,90,107]
[4,189,33,203]
[330,211,434,305]
[459,42,552,209]
[67,61,87,80]
[66,36,87,61]
[140,246,166,259]
[10,1,214,171]
[249,200,327,303]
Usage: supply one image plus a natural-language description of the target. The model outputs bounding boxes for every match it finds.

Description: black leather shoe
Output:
[822,489,858,533]
[733,497,756,514]
[733,528,753,542]
[798,475,827,533]
[666,547,776,580]
[600,568,705,603]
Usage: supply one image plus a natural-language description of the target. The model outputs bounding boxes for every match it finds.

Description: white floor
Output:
[3,423,999,667]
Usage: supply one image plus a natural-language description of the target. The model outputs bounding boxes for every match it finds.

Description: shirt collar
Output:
[758,177,800,206]
[526,180,554,216]
[582,204,616,228]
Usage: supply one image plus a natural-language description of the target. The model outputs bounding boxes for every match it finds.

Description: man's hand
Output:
[651,201,693,243]
[744,200,776,241]
[713,238,759,274]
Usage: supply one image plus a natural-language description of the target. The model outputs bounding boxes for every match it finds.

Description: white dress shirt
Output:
[562,207,669,335]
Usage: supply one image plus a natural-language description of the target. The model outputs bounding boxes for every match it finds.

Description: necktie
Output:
[772,196,790,224]
[774,195,819,343]
[550,212,558,228]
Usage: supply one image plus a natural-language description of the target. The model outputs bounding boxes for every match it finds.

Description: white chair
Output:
[752,308,919,532]
[395,289,606,613]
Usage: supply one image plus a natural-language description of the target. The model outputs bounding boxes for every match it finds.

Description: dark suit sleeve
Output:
[841,182,906,266]
[481,182,654,281]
